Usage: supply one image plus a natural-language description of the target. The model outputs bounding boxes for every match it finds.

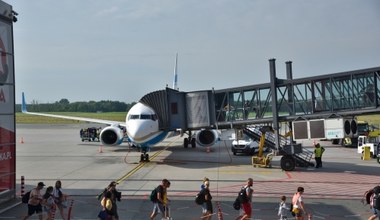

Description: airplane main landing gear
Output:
[183,137,196,148]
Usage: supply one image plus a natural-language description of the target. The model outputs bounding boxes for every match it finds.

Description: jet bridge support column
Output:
[286,61,294,144]
[269,59,280,151]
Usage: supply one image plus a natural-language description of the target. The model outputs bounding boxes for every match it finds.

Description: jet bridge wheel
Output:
[191,138,196,148]
[281,155,296,171]
[184,138,189,148]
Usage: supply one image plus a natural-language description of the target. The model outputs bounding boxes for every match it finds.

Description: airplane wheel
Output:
[145,154,150,162]
[140,154,144,162]
[184,138,189,148]
[281,155,296,171]
[191,138,196,148]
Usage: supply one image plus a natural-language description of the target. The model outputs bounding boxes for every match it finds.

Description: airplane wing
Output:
[21,92,126,127]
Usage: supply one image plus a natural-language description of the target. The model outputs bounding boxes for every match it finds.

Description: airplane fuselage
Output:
[125,102,167,147]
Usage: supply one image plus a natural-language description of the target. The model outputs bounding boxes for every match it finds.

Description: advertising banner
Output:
[0,115,15,193]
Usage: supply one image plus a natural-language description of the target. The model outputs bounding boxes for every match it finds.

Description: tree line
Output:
[16,98,136,112]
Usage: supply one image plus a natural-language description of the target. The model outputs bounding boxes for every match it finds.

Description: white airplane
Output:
[21,55,220,162]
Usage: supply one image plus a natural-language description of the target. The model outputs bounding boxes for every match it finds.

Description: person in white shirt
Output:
[278,195,289,220]
[22,182,45,220]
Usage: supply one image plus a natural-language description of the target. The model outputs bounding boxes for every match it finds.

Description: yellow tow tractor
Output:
[251,126,274,168]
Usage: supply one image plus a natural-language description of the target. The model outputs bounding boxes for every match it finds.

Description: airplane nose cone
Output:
[127,122,151,141]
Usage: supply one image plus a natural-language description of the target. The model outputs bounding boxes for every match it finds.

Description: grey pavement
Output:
[0,124,379,219]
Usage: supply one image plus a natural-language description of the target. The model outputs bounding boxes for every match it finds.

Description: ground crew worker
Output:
[314,143,325,168]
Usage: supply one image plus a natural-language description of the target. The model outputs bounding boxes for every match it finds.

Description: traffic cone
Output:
[206,147,210,153]
[217,201,223,220]
[98,145,103,153]
[20,137,24,144]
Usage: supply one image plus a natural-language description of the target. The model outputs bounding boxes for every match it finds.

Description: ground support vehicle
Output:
[357,135,379,159]
[231,132,267,156]
[80,127,101,142]
[251,126,274,168]
[241,126,314,171]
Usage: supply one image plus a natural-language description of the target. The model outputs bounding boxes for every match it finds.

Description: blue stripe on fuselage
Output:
[131,131,168,148]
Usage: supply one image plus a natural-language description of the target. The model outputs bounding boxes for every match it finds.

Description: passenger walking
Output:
[107,181,121,220]
[368,185,380,220]
[278,195,289,220]
[42,186,56,220]
[314,143,325,168]
[22,182,45,220]
[164,181,172,220]
[150,179,170,220]
[98,191,114,220]
[201,177,209,190]
[235,178,254,220]
[292,187,308,220]
[52,180,68,220]
[200,180,213,220]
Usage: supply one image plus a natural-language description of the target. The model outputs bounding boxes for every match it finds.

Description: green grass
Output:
[16,112,127,124]
[357,115,380,127]
[16,111,380,127]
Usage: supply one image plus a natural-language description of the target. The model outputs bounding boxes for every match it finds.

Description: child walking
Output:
[278,195,289,220]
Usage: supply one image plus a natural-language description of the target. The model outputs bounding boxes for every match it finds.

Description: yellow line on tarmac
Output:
[116,137,181,183]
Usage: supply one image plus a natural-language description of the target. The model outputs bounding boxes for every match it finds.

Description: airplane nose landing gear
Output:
[140,150,150,162]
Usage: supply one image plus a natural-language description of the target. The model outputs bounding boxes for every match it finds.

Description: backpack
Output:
[374,194,380,210]
[238,187,249,204]
[149,187,158,202]
[374,186,380,209]
[363,188,374,205]
[195,189,205,205]
[22,191,31,204]
[233,197,240,210]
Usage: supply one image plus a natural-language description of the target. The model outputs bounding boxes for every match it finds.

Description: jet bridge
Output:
[213,61,380,127]
[139,87,216,131]
[140,60,380,160]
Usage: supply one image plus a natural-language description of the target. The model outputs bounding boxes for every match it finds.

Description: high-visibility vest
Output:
[314,147,325,157]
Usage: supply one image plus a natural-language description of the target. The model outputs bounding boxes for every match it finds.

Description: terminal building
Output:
[0,1,16,204]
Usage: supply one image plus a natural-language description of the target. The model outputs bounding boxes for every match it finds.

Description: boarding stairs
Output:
[243,126,314,170]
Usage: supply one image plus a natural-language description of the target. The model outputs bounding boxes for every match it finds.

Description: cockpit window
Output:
[128,115,140,120]
[128,114,158,121]
[140,114,151,119]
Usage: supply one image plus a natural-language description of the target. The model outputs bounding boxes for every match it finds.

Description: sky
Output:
[7,0,380,104]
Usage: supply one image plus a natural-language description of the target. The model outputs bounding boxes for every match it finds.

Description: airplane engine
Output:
[195,129,220,147]
[99,126,125,146]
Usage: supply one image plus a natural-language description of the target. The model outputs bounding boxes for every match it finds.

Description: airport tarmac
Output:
[1,124,380,219]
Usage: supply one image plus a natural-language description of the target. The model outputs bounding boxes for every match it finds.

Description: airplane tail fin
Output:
[21,92,27,113]
[172,53,178,90]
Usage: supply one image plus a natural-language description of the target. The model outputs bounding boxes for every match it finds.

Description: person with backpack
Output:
[22,182,45,220]
[235,178,254,220]
[98,191,114,220]
[150,179,170,220]
[107,181,121,220]
[199,180,213,220]
[368,185,380,220]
